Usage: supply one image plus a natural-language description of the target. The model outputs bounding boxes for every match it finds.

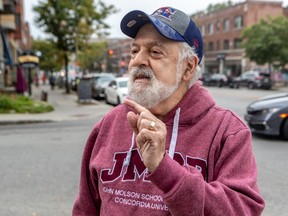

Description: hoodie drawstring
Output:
[124,132,135,166]
[124,107,181,166]
[168,107,180,159]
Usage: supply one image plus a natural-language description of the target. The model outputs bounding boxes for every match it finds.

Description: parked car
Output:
[244,93,288,140]
[199,73,211,84]
[203,73,231,87]
[230,70,273,89]
[104,77,129,105]
[91,73,115,99]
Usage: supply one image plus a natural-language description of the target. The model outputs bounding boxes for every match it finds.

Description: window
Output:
[201,25,205,36]
[234,38,242,49]
[208,23,214,34]
[234,16,243,29]
[208,42,214,51]
[223,19,230,32]
[215,21,220,32]
[223,40,229,50]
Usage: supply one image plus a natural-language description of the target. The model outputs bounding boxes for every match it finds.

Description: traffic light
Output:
[108,49,114,56]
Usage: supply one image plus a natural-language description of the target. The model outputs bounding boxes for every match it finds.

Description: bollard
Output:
[41,90,48,102]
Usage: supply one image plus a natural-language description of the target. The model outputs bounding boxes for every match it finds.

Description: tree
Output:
[242,16,288,71]
[77,41,108,72]
[33,0,118,93]
[32,40,63,74]
[207,1,233,13]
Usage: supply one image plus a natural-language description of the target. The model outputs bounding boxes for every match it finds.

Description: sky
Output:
[23,0,288,39]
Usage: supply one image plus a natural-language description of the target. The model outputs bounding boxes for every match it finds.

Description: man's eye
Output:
[130,49,138,57]
[150,50,162,57]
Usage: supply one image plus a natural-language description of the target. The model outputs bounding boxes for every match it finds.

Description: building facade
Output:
[195,0,285,76]
[0,0,32,90]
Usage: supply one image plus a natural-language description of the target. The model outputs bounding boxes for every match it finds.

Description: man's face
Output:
[127,24,184,109]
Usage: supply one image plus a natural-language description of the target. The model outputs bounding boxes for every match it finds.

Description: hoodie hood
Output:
[161,81,215,125]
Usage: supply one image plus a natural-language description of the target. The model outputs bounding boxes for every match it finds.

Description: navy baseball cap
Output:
[120,6,203,64]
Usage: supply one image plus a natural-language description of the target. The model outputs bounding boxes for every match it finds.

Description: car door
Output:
[106,80,117,104]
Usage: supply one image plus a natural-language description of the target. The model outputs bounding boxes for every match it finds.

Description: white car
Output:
[105,77,129,105]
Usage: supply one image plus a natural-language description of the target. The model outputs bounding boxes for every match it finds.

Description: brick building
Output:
[195,0,286,76]
[0,0,32,90]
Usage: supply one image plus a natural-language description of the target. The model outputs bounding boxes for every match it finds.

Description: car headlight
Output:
[260,107,280,115]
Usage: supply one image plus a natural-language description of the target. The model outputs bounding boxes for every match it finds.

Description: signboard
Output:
[19,51,39,68]
[216,53,226,61]
[77,78,92,102]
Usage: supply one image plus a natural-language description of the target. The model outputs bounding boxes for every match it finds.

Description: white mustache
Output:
[129,67,155,80]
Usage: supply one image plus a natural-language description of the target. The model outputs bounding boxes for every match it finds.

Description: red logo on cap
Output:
[194,38,199,48]
[153,7,176,20]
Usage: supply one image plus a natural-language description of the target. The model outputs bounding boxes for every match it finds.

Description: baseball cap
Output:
[120,6,203,64]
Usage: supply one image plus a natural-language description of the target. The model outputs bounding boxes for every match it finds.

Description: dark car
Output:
[230,70,273,89]
[244,93,288,139]
[204,73,231,87]
[91,73,115,99]
[199,73,211,84]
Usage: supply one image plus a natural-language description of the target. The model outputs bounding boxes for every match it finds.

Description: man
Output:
[72,7,265,215]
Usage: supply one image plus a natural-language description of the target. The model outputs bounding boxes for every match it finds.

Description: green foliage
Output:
[191,0,233,17]
[242,16,288,68]
[32,40,63,72]
[207,1,233,13]
[77,41,107,71]
[33,0,118,52]
[0,95,54,113]
[33,0,118,93]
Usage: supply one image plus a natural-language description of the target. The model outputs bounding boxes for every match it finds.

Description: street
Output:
[0,87,287,216]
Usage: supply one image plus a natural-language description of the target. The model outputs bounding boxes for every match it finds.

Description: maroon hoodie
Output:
[72,81,265,215]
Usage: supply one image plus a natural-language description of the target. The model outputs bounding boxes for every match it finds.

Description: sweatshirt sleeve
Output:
[72,124,101,216]
[147,129,265,216]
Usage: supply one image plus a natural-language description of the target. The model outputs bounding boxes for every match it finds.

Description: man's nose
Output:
[132,50,149,67]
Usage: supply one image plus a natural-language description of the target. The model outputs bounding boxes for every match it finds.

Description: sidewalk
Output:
[0,84,113,125]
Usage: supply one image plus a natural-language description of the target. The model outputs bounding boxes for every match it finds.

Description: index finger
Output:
[124,98,147,114]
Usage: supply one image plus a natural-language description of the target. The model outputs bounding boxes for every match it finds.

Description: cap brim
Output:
[120,10,185,42]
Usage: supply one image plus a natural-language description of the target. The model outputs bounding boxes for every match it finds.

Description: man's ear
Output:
[182,56,198,81]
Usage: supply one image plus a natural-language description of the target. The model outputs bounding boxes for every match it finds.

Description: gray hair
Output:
[178,42,202,88]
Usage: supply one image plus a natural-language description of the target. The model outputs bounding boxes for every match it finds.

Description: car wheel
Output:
[248,82,254,89]
[105,94,109,104]
[281,118,288,140]
[117,96,121,105]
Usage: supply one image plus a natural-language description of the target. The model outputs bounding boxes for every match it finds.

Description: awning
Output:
[0,14,16,30]
[1,28,13,66]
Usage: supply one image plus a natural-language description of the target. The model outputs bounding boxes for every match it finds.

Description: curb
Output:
[0,119,55,125]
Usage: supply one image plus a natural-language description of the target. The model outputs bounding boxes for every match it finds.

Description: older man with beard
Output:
[72,7,265,216]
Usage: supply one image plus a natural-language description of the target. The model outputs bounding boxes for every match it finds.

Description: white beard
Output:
[128,66,182,109]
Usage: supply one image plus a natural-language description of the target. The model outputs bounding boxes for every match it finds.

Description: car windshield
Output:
[100,77,113,82]
[119,80,128,88]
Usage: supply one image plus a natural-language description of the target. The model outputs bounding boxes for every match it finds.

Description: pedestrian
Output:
[72,6,265,215]
[49,74,56,90]
[42,73,47,85]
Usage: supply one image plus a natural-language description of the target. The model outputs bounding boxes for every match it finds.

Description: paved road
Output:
[208,86,288,216]
[0,119,100,216]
